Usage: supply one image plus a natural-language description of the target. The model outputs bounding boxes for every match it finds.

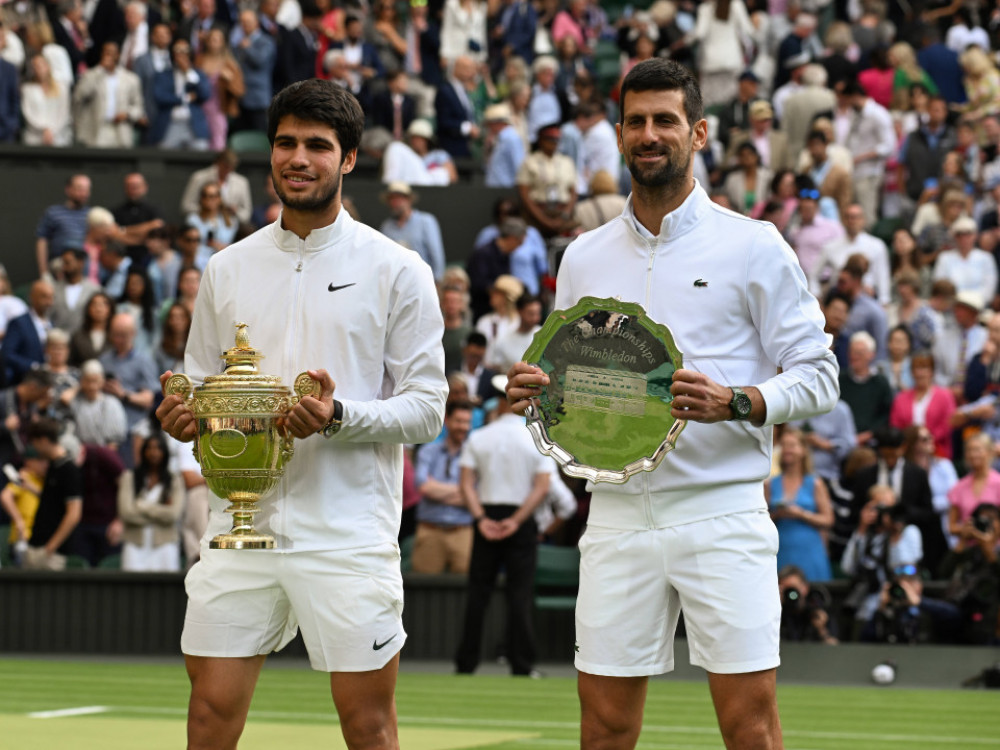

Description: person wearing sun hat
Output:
[382,119,459,186]
[377,180,446,281]
[931,289,988,393]
[932,216,997,306]
[484,102,526,188]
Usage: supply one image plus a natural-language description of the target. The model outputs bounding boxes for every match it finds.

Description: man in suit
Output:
[84,0,126,69]
[2,280,54,386]
[0,55,18,143]
[72,41,146,147]
[435,55,481,159]
[781,63,837,158]
[148,38,211,150]
[371,68,417,138]
[132,21,173,144]
[232,8,276,134]
[180,148,253,224]
[328,13,383,114]
[273,1,319,95]
[47,0,89,79]
[178,0,227,57]
[849,426,948,575]
[51,247,100,334]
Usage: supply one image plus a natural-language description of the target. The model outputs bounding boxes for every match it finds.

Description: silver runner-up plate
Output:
[523,297,686,484]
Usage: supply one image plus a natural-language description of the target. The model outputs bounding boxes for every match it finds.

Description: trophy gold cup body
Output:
[163,323,320,549]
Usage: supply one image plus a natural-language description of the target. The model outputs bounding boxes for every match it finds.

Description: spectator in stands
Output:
[517,122,577,237]
[231,9,275,134]
[180,149,253,225]
[35,173,91,278]
[148,37,211,151]
[369,0,407,75]
[878,325,914,394]
[21,418,81,571]
[412,400,475,574]
[837,253,889,363]
[98,240,132,300]
[69,359,127,449]
[441,285,471,375]
[839,331,893,447]
[329,13,383,113]
[472,199,547,295]
[0,447,46,564]
[726,99,791,174]
[43,328,77,417]
[165,266,202,322]
[21,53,72,147]
[900,95,955,205]
[956,313,1000,449]
[468,222,526,320]
[716,70,760,151]
[489,292,541,372]
[440,0,487,67]
[802,130,852,221]
[933,217,998,307]
[0,368,54,468]
[176,432,208,569]
[51,247,100,335]
[49,0,89,79]
[454,331,497,405]
[195,26,244,152]
[574,169,626,233]
[185,181,239,257]
[98,312,158,453]
[23,18,73,90]
[495,0,537,67]
[688,0,753,108]
[112,172,165,267]
[902,424,958,548]
[382,118,458,186]
[957,46,1000,123]
[813,203,892,306]
[891,225,931,297]
[0,265,27,344]
[768,427,834,582]
[378,181,446,282]
[155,302,191,375]
[69,291,114,367]
[948,433,1000,538]
[889,352,956,460]
[842,79,895,229]
[2,280,54,386]
[723,142,771,216]
[118,432,184,572]
[777,565,838,643]
[116,269,157,356]
[275,3,321,95]
[132,22,172,144]
[575,100,620,196]
[0,46,18,144]
[435,54,481,158]
[483,103,525,188]
[72,41,146,148]
[403,0,442,88]
[788,186,844,282]
[75,438,125,567]
[932,290,986,397]
[782,64,836,158]
[787,398,857,491]
[371,68,417,139]
[887,41,936,112]
[456,381,550,676]
[178,0,227,57]
[526,55,562,143]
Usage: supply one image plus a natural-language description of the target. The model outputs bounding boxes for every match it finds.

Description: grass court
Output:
[2,658,999,749]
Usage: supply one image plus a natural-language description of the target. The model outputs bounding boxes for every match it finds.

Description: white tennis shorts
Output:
[181,543,406,672]
[574,509,781,677]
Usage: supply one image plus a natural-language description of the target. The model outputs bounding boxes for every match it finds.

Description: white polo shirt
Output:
[459,413,550,506]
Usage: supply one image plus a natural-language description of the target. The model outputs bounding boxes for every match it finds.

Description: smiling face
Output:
[617,88,706,190]
[270,115,356,224]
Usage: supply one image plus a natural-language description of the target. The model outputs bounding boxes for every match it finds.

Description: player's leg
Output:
[707,669,782,750]
[330,652,401,750]
[185,654,266,750]
[578,672,648,750]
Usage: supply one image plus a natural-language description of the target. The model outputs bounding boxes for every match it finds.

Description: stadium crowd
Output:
[0,0,999,648]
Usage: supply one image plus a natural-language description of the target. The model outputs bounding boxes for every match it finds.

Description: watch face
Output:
[732,389,752,419]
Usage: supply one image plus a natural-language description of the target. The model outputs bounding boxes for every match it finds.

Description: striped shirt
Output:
[36,203,89,259]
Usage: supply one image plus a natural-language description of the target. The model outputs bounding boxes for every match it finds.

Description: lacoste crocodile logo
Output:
[694,279,708,288]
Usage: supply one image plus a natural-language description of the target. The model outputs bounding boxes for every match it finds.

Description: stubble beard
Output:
[273,170,343,213]
[626,144,691,189]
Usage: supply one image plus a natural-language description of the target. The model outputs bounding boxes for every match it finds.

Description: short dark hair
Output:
[619,58,703,128]
[27,417,61,444]
[465,331,487,348]
[446,399,474,417]
[806,129,827,144]
[516,292,540,310]
[267,79,365,158]
[22,368,55,390]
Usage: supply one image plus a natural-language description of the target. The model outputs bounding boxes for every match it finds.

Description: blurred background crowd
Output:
[0,0,999,649]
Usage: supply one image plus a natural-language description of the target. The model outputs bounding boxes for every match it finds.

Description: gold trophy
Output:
[163,323,321,549]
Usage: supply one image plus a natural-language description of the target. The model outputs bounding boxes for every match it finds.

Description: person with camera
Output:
[841,485,924,638]
[778,565,839,644]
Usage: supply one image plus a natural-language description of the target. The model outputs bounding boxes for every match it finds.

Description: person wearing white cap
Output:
[527,55,562,143]
[932,217,998,307]
[932,289,988,392]
[378,180,447,281]
[483,102,525,188]
[382,118,458,186]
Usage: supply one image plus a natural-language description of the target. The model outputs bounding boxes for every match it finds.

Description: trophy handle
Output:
[290,371,323,406]
[163,372,194,400]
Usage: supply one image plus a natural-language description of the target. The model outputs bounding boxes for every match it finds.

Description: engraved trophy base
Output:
[209,494,275,550]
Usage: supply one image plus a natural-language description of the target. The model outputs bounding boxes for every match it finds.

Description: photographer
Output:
[841,486,924,637]
[778,565,839,644]
[868,564,924,644]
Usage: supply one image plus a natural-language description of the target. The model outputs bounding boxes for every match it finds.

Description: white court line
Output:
[28,706,110,719]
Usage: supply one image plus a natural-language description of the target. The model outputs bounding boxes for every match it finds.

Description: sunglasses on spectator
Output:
[798,189,821,200]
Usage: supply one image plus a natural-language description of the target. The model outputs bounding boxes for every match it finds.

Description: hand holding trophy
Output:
[163,323,321,549]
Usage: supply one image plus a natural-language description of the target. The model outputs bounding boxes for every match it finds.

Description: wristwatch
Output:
[729,386,752,421]
[320,400,344,438]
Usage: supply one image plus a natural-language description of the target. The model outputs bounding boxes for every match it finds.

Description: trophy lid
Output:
[200,323,282,387]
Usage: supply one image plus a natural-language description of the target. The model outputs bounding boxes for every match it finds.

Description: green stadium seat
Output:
[98,553,122,570]
[534,544,580,611]
[228,130,271,154]
[65,554,90,569]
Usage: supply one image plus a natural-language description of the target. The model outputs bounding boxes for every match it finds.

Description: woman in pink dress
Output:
[195,27,245,151]
[889,352,956,458]
[947,432,1000,539]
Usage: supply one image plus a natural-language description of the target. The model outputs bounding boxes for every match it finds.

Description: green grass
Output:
[1,659,998,749]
